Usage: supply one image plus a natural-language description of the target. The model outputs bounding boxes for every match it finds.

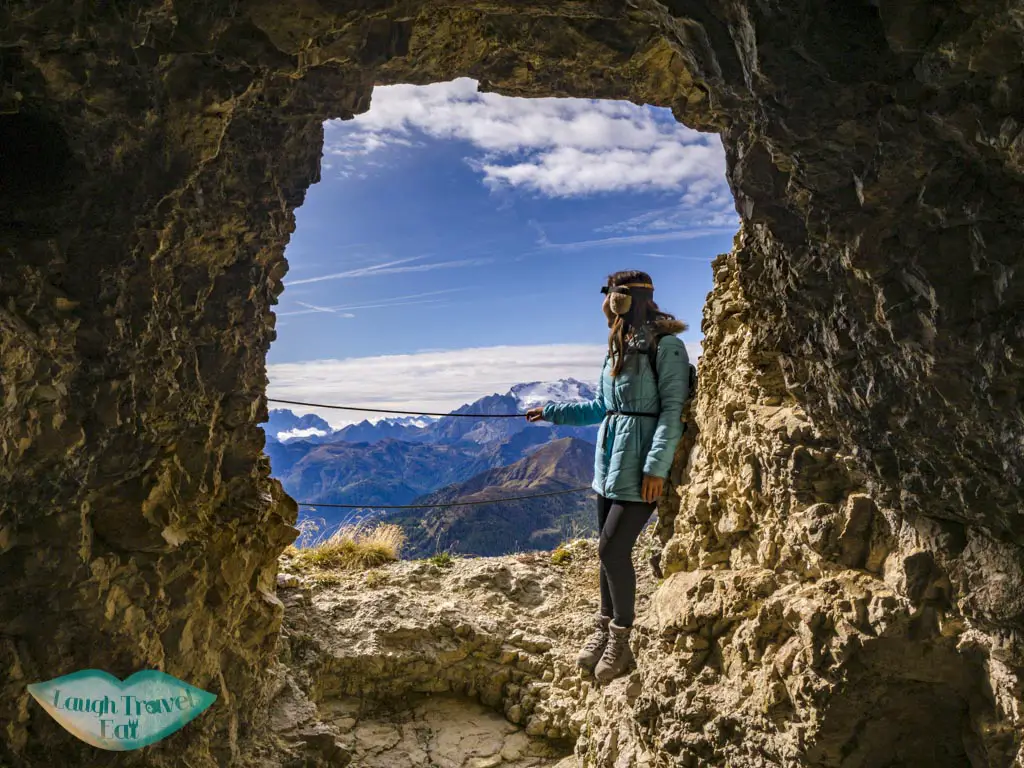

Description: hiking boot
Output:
[594,620,635,683]
[576,614,611,671]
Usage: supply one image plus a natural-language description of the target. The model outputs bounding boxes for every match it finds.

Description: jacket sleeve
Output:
[644,336,690,478]
[541,359,607,426]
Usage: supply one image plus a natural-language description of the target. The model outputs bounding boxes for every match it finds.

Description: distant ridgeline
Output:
[390,436,596,558]
[261,379,599,554]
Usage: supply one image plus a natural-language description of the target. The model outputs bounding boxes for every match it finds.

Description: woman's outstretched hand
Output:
[525,407,547,423]
[642,474,665,503]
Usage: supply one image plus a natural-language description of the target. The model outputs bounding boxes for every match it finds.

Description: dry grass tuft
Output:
[550,546,573,566]
[428,552,454,568]
[289,522,406,573]
[309,572,343,587]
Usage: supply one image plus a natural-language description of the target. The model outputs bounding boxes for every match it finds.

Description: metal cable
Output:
[267,397,529,418]
[294,485,591,509]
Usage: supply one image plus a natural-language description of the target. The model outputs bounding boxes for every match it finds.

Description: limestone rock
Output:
[260,538,1013,766]
[3,0,1024,766]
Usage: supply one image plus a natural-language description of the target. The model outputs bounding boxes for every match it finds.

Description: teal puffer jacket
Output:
[542,319,690,503]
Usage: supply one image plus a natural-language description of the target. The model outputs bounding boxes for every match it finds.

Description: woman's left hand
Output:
[642,474,665,503]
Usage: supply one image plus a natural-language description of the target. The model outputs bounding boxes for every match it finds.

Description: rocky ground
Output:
[246,536,662,768]
[244,485,1016,768]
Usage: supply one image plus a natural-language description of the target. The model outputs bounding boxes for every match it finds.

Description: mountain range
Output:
[263,379,596,446]
[391,437,596,558]
[261,379,599,553]
[263,410,438,444]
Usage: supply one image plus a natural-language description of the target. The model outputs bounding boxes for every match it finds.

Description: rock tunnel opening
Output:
[261,78,734,553]
[2,2,1023,767]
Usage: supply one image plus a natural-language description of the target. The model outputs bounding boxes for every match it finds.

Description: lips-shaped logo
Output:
[27,669,216,751]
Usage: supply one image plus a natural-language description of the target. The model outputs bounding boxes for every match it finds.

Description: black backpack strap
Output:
[647,332,667,387]
[648,332,698,397]
[647,333,698,435]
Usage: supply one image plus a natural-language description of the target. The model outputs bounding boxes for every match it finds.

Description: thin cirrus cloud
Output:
[284,255,495,287]
[276,288,471,317]
[524,213,733,253]
[640,252,722,262]
[284,255,424,286]
[596,178,738,235]
[267,342,703,428]
[324,79,737,220]
[294,301,356,318]
[537,228,738,252]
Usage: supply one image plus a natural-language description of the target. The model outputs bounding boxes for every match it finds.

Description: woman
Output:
[526,270,689,683]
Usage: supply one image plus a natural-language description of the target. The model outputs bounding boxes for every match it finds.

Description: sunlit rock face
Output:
[1,1,1021,766]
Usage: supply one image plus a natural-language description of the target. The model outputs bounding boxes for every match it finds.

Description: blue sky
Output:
[267,79,737,426]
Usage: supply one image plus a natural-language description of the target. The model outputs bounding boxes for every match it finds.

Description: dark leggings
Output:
[598,494,656,627]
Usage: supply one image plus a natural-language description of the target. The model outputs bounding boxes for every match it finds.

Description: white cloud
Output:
[267,343,703,428]
[323,79,732,204]
[476,142,725,197]
[276,427,329,442]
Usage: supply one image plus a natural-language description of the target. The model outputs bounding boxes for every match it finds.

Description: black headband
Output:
[600,282,654,294]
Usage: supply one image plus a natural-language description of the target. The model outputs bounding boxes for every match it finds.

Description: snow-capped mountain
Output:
[262,411,439,444]
[385,415,438,429]
[425,380,597,446]
[261,379,595,447]
[510,378,597,410]
[329,416,436,445]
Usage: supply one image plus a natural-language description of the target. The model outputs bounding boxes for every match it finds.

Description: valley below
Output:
[263,380,601,556]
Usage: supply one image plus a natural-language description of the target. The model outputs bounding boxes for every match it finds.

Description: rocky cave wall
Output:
[1,0,1022,766]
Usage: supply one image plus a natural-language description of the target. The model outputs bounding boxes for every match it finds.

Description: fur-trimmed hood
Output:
[649,315,688,335]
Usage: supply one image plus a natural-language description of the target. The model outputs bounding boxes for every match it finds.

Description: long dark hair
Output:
[605,269,679,377]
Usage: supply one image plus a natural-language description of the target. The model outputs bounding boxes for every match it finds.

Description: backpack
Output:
[645,333,698,581]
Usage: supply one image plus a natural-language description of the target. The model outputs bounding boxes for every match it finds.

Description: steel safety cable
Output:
[267,397,531,418]
[293,485,592,509]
